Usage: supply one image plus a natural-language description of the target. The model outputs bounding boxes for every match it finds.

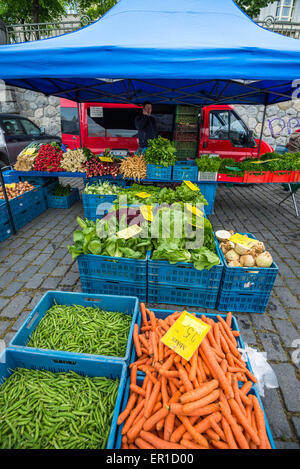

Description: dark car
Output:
[0,114,61,168]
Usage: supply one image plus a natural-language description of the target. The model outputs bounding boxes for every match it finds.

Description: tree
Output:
[0,0,68,25]
[235,0,277,19]
[75,0,118,21]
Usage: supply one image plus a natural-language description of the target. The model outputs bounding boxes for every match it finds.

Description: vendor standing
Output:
[135,102,158,152]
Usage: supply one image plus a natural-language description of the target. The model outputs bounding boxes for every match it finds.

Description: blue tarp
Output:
[1,0,300,105]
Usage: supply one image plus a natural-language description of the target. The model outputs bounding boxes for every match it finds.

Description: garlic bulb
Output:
[240,254,255,267]
[255,251,273,268]
[216,230,231,242]
[225,249,240,262]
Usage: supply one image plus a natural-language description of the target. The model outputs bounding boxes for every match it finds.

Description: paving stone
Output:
[274,441,300,449]
[51,247,68,259]
[31,253,51,265]
[60,253,74,265]
[0,320,10,336]
[274,287,300,309]
[0,297,10,310]
[291,416,300,441]
[251,313,276,332]
[260,388,293,440]
[1,281,24,297]
[9,259,31,272]
[288,309,300,329]
[27,292,44,309]
[50,265,70,277]
[258,331,287,361]
[3,331,15,347]
[1,294,31,319]
[13,243,35,255]
[40,276,61,289]
[273,319,300,348]
[0,271,17,288]
[39,259,59,274]
[17,265,40,280]
[267,296,289,319]
[59,271,80,287]
[24,274,47,289]
[272,363,300,413]
[233,314,257,345]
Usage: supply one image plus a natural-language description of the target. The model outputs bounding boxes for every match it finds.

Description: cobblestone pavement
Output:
[0,179,299,449]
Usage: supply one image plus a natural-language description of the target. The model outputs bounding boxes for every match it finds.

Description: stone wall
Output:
[235,100,300,148]
[0,85,61,137]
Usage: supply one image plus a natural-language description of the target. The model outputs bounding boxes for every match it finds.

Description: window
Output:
[275,0,295,21]
[0,118,25,136]
[20,118,40,136]
[61,107,80,135]
[209,110,248,146]
[87,107,139,138]
[209,111,229,140]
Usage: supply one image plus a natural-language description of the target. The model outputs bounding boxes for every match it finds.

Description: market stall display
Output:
[116,306,274,450]
[46,183,80,209]
[0,181,35,201]
[119,152,147,181]
[145,136,177,180]
[82,181,122,221]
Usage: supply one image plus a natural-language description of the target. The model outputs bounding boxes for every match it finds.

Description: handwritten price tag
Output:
[140,205,153,221]
[186,203,204,218]
[229,233,259,248]
[161,311,211,361]
[99,156,114,162]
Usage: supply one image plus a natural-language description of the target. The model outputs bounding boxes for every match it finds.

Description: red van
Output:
[60,99,273,161]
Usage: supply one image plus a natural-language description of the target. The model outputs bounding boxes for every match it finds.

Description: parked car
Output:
[0,114,61,168]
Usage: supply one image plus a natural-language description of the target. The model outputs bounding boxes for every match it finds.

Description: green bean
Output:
[0,368,119,449]
[26,303,132,358]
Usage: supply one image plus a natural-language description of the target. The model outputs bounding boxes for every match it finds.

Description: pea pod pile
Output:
[27,304,132,358]
[0,368,119,449]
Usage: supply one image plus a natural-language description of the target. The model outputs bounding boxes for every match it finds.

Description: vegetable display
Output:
[33,143,64,172]
[119,153,148,181]
[118,305,271,450]
[61,148,88,173]
[84,156,120,178]
[218,232,273,268]
[83,180,122,195]
[14,143,41,171]
[195,154,222,173]
[27,303,132,357]
[52,184,72,197]
[145,136,177,167]
[0,368,119,449]
[0,181,35,200]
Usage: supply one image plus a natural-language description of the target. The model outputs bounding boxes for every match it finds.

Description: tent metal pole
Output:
[257,97,268,159]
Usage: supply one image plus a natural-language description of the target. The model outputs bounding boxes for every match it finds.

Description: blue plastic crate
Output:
[148,255,223,289]
[80,276,147,303]
[8,185,45,213]
[146,164,172,180]
[1,170,20,184]
[82,193,117,221]
[84,177,127,187]
[46,188,80,209]
[78,251,149,283]
[217,289,271,314]
[0,204,13,242]
[20,175,58,186]
[17,170,85,179]
[196,182,217,216]
[9,291,139,364]
[13,197,47,230]
[147,282,218,308]
[0,347,127,449]
[172,161,198,181]
[216,233,278,295]
[115,374,275,449]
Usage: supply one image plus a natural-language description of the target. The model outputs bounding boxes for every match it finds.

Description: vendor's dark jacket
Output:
[134,114,158,148]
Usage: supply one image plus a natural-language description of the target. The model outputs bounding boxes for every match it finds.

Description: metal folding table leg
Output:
[278,184,299,217]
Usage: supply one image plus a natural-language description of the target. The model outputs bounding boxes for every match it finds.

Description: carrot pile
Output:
[117,304,271,450]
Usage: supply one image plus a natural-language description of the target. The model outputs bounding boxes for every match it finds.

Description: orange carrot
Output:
[221,416,238,449]
[144,381,161,419]
[188,351,197,382]
[240,381,253,395]
[151,331,159,363]
[217,315,237,346]
[129,384,146,397]
[127,415,147,442]
[158,338,164,363]
[181,439,208,449]
[140,431,187,449]
[226,312,232,327]
[252,394,269,449]
[121,399,145,435]
[211,440,230,449]
[200,337,234,399]
[232,375,246,416]
[228,398,260,446]
[179,379,219,404]
[169,403,184,415]
[130,364,137,386]
[133,324,142,358]
[219,402,250,450]
[178,415,209,448]
[143,407,169,432]
[135,438,155,450]
[205,428,220,441]
[117,393,138,425]
[177,367,193,392]
[138,334,150,351]
[182,389,220,415]
[140,302,148,327]
[146,308,157,332]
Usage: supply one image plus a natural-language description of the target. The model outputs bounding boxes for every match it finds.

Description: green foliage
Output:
[235,1,277,19]
[0,0,67,24]
[75,0,117,20]
[144,136,177,167]
[195,154,222,172]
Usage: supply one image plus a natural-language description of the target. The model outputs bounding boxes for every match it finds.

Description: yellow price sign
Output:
[184,180,199,191]
[229,233,259,248]
[136,192,152,199]
[116,224,142,239]
[5,183,16,188]
[140,205,153,221]
[99,156,114,162]
[161,311,211,361]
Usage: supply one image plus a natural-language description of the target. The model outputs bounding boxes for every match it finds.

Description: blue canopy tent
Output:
[0,0,300,107]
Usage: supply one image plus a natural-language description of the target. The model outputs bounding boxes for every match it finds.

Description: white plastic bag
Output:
[238,345,279,397]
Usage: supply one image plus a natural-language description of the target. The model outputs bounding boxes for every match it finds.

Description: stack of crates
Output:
[174,106,199,160]
[216,234,279,314]
[77,251,149,303]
